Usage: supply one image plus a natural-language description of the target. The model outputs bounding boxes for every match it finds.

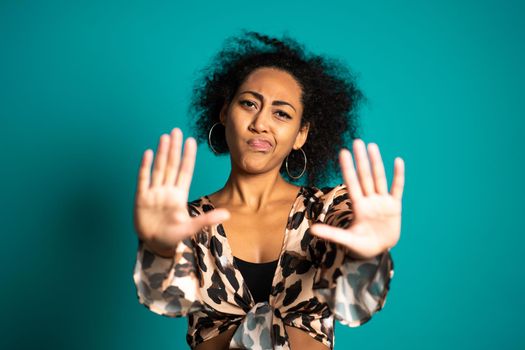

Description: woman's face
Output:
[219,67,309,176]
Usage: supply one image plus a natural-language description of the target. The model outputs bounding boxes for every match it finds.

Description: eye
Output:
[275,110,292,119]
[239,100,256,108]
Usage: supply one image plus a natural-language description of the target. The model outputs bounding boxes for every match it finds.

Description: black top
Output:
[233,256,279,304]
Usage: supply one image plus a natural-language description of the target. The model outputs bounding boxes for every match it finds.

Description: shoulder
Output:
[187,196,214,217]
[320,183,349,206]
[302,183,348,204]
[288,183,348,223]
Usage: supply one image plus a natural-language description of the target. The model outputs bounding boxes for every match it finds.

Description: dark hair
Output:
[188,30,366,187]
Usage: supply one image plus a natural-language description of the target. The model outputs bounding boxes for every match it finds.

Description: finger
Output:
[311,223,383,259]
[367,143,388,194]
[176,137,197,193]
[309,223,355,248]
[152,134,170,187]
[137,149,153,195]
[390,157,405,200]
[187,209,231,237]
[339,148,363,201]
[164,128,183,186]
[353,139,375,196]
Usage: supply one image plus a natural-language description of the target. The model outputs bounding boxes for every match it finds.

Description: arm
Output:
[132,127,229,317]
[311,183,395,327]
[133,236,203,317]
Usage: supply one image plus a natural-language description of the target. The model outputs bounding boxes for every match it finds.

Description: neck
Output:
[218,164,293,212]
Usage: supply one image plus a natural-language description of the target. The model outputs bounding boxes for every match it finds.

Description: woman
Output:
[132,31,405,350]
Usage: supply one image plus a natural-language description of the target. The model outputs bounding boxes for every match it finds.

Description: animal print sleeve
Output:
[132,204,204,317]
[312,183,394,327]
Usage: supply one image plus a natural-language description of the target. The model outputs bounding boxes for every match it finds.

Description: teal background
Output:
[1,0,524,349]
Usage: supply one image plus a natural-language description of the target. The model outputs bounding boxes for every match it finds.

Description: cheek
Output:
[223,121,248,153]
[227,107,250,129]
[277,129,299,149]
[225,119,245,141]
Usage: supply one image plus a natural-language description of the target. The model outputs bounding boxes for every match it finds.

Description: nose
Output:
[249,107,271,133]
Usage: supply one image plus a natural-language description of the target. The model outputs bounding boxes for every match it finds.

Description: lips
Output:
[247,138,273,152]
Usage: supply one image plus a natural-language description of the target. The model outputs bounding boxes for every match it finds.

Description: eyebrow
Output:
[240,90,297,112]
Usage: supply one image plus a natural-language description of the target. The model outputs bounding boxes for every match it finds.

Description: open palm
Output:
[310,139,405,259]
[133,127,230,257]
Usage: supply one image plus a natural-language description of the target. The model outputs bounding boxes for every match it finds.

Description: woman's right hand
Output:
[133,127,230,257]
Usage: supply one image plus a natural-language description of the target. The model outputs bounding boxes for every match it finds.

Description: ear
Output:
[219,100,229,125]
[293,122,310,150]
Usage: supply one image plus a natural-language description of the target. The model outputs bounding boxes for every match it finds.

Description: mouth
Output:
[247,138,273,152]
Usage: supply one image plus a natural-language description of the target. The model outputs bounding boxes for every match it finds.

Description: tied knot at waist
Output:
[229,302,288,350]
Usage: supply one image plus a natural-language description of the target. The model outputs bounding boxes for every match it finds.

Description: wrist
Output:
[143,239,177,258]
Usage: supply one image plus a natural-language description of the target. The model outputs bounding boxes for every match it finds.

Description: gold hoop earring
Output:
[285,148,307,180]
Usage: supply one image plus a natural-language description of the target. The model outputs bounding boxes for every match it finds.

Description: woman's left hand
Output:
[310,139,405,259]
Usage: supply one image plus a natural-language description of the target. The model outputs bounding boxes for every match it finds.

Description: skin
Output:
[208,67,310,263]
[133,67,405,349]
[198,67,327,349]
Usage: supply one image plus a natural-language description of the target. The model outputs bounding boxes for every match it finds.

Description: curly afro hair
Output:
[188,30,366,187]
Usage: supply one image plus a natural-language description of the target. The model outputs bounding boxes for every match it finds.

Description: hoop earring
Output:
[285,147,307,180]
[208,122,223,154]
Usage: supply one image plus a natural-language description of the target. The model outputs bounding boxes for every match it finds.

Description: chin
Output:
[241,160,268,172]
[236,155,274,173]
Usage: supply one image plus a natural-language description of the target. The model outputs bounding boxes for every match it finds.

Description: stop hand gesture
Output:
[133,128,230,257]
[310,139,405,260]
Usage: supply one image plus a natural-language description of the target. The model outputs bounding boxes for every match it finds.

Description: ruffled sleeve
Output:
[132,203,204,317]
[311,183,394,327]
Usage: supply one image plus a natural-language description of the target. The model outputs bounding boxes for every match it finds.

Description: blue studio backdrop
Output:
[1,0,524,349]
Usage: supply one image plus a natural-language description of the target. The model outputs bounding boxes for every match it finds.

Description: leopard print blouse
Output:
[133,183,394,349]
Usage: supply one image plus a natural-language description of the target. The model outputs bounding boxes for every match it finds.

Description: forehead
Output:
[238,67,303,103]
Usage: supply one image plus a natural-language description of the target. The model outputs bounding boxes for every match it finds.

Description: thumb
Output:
[189,208,231,235]
[309,223,355,248]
